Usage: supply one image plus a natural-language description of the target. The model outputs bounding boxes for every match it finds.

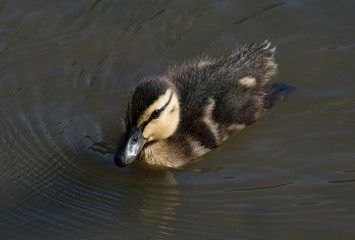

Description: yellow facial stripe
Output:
[142,91,180,142]
[137,89,173,127]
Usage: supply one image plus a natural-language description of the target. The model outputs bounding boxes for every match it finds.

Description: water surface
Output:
[1,0,355,239]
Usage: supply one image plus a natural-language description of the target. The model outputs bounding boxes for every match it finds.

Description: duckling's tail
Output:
[263,82,295,109]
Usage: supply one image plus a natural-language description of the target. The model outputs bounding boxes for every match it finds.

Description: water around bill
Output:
[1,1,355,239]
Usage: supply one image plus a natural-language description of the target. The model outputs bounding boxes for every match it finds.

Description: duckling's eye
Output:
[131,135,138,144]
[150,109,161,120]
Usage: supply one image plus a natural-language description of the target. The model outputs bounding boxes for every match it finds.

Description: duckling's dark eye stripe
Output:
[157,91,173,114]
[142,92,173,130]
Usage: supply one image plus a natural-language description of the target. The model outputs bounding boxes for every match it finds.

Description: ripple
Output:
[328,179,355,184]
[223,181,294,192]
[232,2,284,25]
[0,104,185,239]
[0,105,129,235]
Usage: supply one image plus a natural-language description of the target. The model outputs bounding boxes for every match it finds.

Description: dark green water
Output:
[1,1,355,239]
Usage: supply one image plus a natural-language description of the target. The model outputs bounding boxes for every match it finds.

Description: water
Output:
[1,0,355,239]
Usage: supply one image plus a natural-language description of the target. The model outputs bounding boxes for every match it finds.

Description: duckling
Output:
[115,41,294,169]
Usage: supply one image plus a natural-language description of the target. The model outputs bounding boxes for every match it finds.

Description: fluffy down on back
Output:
[115,41,289,169]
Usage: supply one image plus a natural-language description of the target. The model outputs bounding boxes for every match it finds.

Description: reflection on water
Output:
[1,0,355,239]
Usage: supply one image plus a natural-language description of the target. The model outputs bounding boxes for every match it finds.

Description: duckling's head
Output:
[115,77,180,167]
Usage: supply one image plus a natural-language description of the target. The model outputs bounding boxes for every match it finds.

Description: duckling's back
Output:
[165,41,280,152]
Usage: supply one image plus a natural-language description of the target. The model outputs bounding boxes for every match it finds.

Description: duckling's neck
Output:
[137,140,187,168]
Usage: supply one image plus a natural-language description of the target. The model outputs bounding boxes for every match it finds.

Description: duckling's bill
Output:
[114,126,146,167]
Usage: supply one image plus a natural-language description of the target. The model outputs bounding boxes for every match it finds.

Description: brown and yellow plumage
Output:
[115,41,294,169]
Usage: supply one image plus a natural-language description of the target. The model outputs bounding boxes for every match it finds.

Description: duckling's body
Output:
[115,41,293,169]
